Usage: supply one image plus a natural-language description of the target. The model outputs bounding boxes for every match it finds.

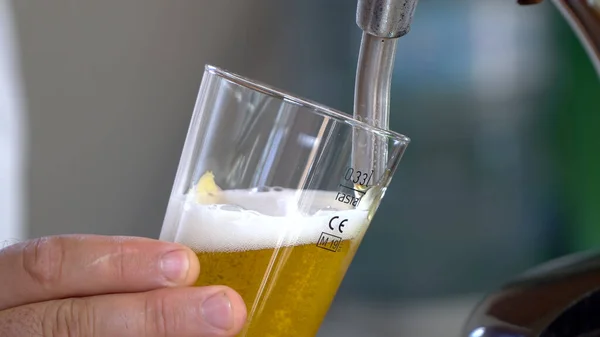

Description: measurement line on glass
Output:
[343,167,374,186]
[338,184,366,195]
[335,167,374,207]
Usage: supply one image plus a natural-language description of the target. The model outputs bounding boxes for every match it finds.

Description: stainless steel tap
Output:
[353,0,419,131]
[352,0,419,187]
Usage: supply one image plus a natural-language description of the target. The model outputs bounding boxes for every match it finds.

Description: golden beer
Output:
[161,173,372,336]
[194,237,362,336]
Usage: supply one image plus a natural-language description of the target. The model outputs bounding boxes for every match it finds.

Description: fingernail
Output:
[160,250,190,284]
[201,292,234,330]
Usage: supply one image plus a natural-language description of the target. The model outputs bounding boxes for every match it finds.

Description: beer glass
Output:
[159,65,409,337]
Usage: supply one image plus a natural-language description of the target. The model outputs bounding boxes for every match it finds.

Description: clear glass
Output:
[159,65,409,337]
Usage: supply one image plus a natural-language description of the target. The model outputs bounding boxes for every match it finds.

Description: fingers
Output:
[0,235,200,310]
[0,286,247,337]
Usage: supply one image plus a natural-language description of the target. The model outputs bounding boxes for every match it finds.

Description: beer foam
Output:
[161,189,370,252]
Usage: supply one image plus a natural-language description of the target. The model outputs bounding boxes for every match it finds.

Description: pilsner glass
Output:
[159,65,409,337]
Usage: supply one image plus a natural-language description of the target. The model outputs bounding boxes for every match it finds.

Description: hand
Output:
[0,235,247,336]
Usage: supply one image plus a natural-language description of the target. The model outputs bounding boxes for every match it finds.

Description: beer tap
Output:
[353,0,420,131]
[352,0,420,185]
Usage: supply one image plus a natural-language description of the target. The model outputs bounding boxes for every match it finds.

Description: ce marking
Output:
[328,216,347,234]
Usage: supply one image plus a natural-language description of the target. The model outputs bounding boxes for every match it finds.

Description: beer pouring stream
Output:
[352,0,419,190]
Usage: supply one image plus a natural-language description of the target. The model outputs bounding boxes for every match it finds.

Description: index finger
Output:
[0,235,200,310]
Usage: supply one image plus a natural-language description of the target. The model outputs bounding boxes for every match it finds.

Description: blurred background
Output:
[1,0,600,336]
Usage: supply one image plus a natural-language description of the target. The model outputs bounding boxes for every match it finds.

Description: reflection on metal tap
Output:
[356,0,419,38]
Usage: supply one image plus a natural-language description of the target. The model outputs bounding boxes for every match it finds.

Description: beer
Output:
[161,186,371,337]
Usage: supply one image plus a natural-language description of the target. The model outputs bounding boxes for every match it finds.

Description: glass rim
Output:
[205,64,410,145]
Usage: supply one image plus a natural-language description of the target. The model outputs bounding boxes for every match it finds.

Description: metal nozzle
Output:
[356,0,420,38]
[351,0,420,186]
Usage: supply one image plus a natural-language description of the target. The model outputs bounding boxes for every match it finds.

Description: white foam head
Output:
[161,189,371,252]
